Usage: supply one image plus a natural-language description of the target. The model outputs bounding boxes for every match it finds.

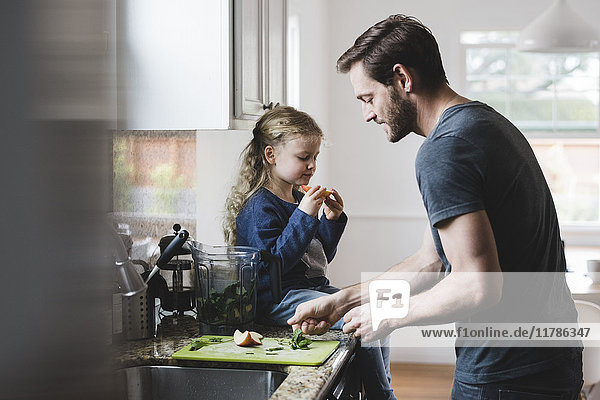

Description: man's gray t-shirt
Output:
[415,101,580,384]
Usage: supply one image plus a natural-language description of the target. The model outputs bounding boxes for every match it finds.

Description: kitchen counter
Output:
[567,272,600,305]
[114,316,358,400]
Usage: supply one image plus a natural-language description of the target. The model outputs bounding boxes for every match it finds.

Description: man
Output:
[287,14,583,399]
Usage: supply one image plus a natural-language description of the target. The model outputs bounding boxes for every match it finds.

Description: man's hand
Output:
[287,293,347,335]
[342,303,397,343]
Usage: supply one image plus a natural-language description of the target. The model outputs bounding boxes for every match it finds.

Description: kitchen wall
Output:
[196,0,333,246]
[196,0,600,363]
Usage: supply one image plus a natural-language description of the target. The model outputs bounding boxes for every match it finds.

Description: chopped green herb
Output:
[265,346,285,352]
[189,336,231,351]
[290,328,312,350]
[199,281,255,326]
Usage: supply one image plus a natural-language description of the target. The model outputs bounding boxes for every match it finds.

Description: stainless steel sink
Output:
[116,365,288,400]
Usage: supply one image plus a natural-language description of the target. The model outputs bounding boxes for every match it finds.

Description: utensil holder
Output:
[122,288,156,340]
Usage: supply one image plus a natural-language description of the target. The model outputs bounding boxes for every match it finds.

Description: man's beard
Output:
[385,87,417,143]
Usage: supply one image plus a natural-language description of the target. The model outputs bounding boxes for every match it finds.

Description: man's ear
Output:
[392,64,413,93]
[264,145,276,165]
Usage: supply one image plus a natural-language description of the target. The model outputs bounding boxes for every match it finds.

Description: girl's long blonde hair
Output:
[223,106,323,245]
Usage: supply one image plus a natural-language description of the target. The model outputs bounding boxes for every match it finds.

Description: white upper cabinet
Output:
[117,0,230,130]
[117,0,287,130]
[233,0,287,123]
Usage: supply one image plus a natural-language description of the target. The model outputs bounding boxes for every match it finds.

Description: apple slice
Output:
[249,331,263,343]
[233,329,263,346]
[301,185,332,197]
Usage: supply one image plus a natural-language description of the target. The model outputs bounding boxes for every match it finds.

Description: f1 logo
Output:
[369,280,410,331]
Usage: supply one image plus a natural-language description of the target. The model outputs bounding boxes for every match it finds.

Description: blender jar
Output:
[190,242,281,335]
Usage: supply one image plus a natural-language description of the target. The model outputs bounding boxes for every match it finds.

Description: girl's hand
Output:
[298,185,327,217]
[323,189,344,220]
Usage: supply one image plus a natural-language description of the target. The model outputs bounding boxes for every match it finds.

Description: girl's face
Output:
[267,136,321,187]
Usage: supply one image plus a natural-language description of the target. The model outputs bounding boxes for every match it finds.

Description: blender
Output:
[190,242,282,335]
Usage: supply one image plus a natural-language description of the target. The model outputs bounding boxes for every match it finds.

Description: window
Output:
[461,31,600,270]
[461,31,599,133]
[112,130,196,262]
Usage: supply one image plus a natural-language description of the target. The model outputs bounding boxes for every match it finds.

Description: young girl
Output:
[223,106,396,400]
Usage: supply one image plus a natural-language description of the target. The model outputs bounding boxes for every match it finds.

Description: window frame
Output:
[459,33,600,246]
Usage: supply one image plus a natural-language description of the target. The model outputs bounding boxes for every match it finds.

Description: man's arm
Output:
[378,222,444,293]
[406,209,503,324]
[343,210,503,340]
[287,222,442,333]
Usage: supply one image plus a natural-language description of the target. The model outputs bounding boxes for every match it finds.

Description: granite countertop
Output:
[114,316,358,400]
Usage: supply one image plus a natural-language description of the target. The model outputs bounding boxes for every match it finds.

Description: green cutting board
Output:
[172,335,339,366]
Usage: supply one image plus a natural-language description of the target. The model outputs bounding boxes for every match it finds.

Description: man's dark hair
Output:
[337,14,448,90]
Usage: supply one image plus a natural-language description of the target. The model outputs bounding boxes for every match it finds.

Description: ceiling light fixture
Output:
[517,0,599,53]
